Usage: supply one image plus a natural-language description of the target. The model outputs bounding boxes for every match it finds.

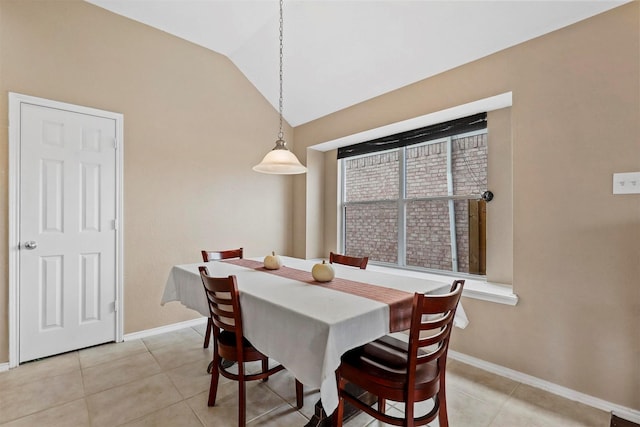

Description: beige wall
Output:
[486,107,513,284]
[0,1,297,358]
[294,3,639,411]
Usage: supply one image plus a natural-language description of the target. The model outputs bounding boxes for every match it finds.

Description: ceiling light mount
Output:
[253,0,306,175]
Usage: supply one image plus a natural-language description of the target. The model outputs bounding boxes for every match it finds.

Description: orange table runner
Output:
[224,258,413,332]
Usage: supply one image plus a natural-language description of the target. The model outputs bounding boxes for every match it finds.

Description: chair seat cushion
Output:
[217,330,267,363]
[340,336,440,400]
[218,330,253,348]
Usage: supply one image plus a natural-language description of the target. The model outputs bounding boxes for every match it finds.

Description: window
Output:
[340,115,488,276]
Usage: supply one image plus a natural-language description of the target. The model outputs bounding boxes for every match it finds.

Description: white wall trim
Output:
[121,318,640,424]
[1,318,206,372]
[365,262,518,306]
[7,92,125,368]
[458,280,518,306]
[449,350,640,424]
[123,317,207,342]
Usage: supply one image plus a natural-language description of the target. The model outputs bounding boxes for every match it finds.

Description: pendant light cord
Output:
[278,0,284,141]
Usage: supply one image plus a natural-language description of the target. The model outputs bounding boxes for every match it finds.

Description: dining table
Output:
[161,256,467,422]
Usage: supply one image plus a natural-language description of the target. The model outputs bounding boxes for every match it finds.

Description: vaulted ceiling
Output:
[86,0,629,127]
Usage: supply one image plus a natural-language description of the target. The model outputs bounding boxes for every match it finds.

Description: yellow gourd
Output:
[312,260,335,282]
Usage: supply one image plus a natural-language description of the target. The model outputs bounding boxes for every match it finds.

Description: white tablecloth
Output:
[161,257,466,414]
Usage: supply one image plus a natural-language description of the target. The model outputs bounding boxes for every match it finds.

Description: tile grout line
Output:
[147,328,207,427]
[77,349,96,427]
[485,379,522,426]
[83,340,173,426]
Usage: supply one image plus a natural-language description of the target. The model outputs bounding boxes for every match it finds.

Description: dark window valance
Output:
[337,112,487,159]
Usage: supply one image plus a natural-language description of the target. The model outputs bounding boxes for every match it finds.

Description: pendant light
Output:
[253,0,307,175]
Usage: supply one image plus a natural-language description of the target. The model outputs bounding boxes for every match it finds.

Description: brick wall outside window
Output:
[343,133,487,273]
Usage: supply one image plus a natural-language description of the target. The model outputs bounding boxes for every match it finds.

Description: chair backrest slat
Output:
[329,252,368,269]
[201,248,243,262]
[417,325,449,348]
[418,311,454,333]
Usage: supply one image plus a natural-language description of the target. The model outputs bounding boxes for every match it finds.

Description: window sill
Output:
[365,264,518,306]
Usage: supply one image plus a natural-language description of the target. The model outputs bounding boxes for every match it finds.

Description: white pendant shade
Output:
[253,145,307,175]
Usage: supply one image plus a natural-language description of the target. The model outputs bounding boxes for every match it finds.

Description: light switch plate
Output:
[613,172,640,194]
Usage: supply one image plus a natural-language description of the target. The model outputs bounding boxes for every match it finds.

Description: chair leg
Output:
[437,391,448,427]
[334,379,345,427]
[295,379,303,409]
[334,398,345,427]
[261,358,269,382]
[378,397,386,413]
[405,401,414,427]
[239,378,246,427]
[203,318,212,348]
[207,355,220,406]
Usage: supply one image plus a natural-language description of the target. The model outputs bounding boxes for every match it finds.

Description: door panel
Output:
[19,103,117,362]
[41,255,63,329]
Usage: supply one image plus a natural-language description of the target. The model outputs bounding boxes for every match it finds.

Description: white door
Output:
[18,102,118,362]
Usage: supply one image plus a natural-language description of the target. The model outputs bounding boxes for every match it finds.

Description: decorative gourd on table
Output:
[312,260,335,282]
[264,251,283,270]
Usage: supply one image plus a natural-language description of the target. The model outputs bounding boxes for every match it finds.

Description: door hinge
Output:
[113,138,118,149]
[112,219,118,230]
[113,300,118,313]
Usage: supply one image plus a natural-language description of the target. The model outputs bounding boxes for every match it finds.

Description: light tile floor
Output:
[0,324,611,426]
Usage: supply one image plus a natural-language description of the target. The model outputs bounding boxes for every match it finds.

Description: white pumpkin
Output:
[312,260,335,282]
[264,251,282,270]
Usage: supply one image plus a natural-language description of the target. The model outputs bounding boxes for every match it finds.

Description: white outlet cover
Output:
[613,172,640,195]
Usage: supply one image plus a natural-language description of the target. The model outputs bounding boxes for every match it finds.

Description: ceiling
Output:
[85,0,628,127]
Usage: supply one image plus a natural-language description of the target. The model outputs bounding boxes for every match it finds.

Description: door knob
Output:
[23,241,38,250]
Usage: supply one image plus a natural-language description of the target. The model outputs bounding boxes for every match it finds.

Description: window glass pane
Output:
[406,141,449,198]
[344,151,398,202]
[406,200,453,271]
[344,202,397,263]
[452,134,487,195]
[406,200,483,274]
[453,200,471,273]
[405,133,487,198]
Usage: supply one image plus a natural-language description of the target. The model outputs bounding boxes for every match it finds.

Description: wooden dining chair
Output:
[201,248,243,349]
[199,266,303,426]
[329,252,368,269]
[201,247,243,262]
[334,280,465,427]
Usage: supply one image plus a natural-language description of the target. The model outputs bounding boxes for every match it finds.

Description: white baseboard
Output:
[123,317,207,342]
[448,350,640,424]
[0,319,207,373]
